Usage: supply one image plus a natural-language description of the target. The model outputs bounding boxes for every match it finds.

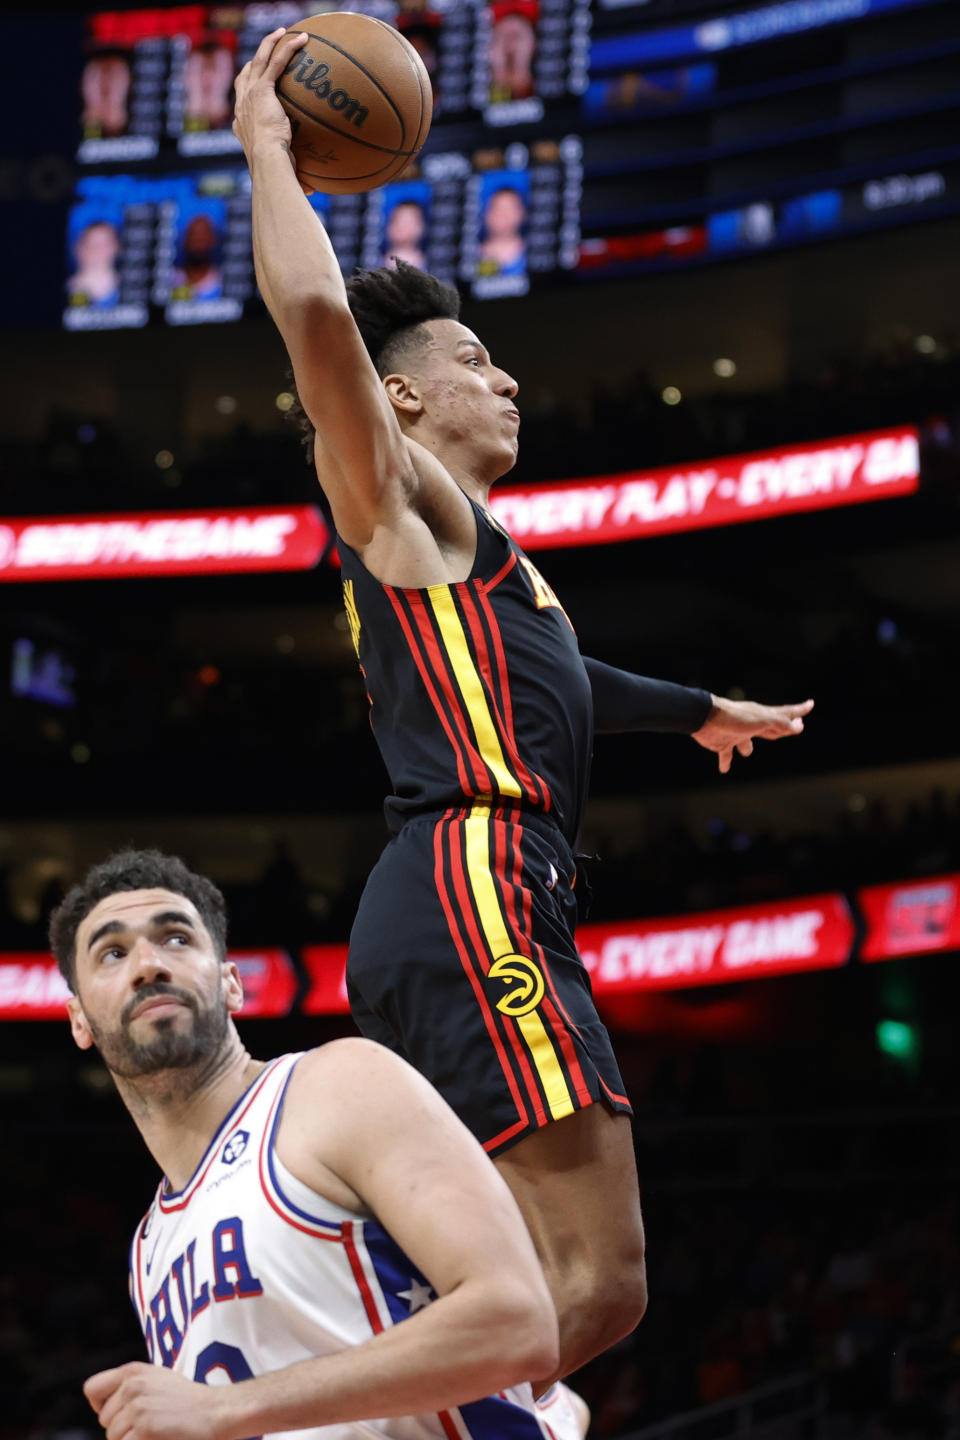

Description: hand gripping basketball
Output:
[233,28,311,172]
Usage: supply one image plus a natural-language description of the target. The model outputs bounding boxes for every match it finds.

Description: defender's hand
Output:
[233,27,309,165]
[692,696,814,774]
[84,1362,235,1440]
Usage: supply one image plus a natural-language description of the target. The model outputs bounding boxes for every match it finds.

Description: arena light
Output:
[876,1018,918,1061]
[713,357,737,378]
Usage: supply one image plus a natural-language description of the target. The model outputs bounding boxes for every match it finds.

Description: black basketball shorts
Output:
[346,803,632,1155]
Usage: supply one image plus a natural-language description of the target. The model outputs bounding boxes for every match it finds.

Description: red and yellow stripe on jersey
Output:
[434,803,597,1152]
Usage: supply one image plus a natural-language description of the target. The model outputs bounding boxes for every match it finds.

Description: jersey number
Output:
[194,1342,261,1440]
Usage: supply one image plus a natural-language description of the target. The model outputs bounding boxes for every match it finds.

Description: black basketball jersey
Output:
[338,500,593,845]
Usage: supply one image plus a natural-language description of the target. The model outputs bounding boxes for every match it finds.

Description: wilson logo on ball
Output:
[284,51,370,129]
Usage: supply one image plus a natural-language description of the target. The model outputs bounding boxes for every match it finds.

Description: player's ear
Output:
[382,372,423,417]
[224,960,244,1015]
[67,994,96,1051]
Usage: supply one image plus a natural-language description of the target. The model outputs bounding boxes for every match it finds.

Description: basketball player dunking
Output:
[54,851,560,1440]
[233,30,814,1388]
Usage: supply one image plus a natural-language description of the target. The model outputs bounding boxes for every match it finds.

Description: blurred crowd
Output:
[578,1184,960,1440]
[1,782,958,953]
[2,334,960,514]
[592,783,960,922]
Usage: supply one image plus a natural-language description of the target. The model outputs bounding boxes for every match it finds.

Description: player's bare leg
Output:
[494,1105,647,1389]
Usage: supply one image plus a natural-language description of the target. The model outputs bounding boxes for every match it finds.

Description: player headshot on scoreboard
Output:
[477,171,529,278]
[183,30,238,132]
[66,210,122,309]
[397,11,442,106]
[488,0,539,103]
[81,47,132,139]
[381,181,431,270]
[170,205,225,301]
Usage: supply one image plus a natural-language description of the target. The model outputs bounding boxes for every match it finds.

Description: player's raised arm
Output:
[233,30,415,548]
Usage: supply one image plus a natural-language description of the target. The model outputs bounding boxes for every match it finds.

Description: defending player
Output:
[51,850,560,1440]
[233,30,815,1385]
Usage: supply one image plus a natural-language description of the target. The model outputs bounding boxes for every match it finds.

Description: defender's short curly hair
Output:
[287,260,461,453]
[49,849,228,992]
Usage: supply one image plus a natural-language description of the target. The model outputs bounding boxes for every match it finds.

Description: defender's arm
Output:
[234,30,416,549]
[84,1042,558,1440]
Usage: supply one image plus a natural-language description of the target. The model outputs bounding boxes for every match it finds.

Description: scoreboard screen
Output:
[64,137,583,327]
[76,0,592,158]
[59,0,960,329]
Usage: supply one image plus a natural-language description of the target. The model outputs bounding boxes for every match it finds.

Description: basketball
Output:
[276,12,433,196]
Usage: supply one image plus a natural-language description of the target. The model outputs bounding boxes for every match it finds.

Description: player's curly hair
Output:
[287,260,461,454]
[346,259,461,375]
[49,849,228,992]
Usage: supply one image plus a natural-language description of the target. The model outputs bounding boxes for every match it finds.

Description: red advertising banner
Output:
[490,426,919,550]
[0,505,328,582]
[578,893,855,993]
[0,949,297,1020]
[230,949,298,1018]
[859,872,960,961]
[301,944,351,1016]
[0,956,72,1020]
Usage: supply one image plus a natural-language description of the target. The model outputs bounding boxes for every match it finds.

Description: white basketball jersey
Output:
[128,1054,551,1440]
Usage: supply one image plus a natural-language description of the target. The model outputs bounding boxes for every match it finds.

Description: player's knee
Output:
[593,1242,648,1344]
[563,1235,647,1357]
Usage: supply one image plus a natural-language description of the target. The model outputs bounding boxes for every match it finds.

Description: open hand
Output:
[84,1362,235,1440]
[692,695,814,774]
[233,27,309,165]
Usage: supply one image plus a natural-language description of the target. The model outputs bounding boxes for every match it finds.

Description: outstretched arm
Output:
[83,1042,558,1440]
[584,655,712,734]
[233,30,416,549]
[583,657,814,774]
[690,694,814,774]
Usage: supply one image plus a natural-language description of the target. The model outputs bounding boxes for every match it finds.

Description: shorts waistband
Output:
[397,803,576,866]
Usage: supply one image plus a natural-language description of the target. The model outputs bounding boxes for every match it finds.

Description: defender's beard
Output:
[90,981,230,1080]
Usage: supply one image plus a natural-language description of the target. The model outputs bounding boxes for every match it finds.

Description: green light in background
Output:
[876,1018,918,1061]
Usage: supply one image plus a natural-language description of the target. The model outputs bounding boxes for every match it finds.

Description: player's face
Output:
[68,888,241,1080]
[82,55,131,134]
[387,203,425,246]
[485,190,526,239]
[76,223,120,270]
[412,320,520,473]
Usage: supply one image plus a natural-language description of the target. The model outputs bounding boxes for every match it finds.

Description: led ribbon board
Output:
[490,425,919,550]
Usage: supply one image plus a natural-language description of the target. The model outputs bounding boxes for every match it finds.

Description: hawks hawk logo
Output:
[488,953,545,1017]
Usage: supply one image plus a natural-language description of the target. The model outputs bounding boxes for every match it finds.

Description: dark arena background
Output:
[2,0,960,1436]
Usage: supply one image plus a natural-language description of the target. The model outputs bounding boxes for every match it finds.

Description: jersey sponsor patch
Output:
[221,1130,249,1165]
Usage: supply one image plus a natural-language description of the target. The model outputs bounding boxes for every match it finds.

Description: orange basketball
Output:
[277,12,433,196]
